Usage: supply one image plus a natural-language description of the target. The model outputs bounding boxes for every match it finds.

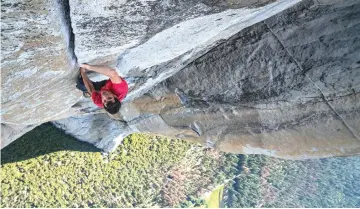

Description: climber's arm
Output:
[80,67,96,94]
[80,64,123,84]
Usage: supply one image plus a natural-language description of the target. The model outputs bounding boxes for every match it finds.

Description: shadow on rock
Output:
[1,123,100,165]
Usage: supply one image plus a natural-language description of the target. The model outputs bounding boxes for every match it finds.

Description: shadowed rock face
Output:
[149,0,360,159]
[1,0,360,159]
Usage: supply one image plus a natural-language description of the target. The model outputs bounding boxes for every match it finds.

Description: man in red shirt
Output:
[76,64,128,114]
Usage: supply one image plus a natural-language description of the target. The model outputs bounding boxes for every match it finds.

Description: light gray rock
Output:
[70,0,281,65]
[1,0,81,126]
[70,0,218,65]
[52,114,132,152]
[1,0,359,159]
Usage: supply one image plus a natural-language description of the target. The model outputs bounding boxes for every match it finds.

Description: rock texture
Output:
[1,0,360,159]
[1,0,80,125]
[1,0,83,147]
[53,114,132,151]
[70,0,278,65]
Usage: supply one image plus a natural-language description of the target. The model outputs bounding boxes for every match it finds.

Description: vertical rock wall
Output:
[1,0,80,145]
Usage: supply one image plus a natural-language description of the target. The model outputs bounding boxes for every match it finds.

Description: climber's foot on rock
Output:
[76,68,91,98]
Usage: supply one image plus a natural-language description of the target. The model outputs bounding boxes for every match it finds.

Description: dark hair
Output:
[103,98,121,114]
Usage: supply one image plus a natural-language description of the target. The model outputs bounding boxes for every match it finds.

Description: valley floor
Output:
[1,123,359,208]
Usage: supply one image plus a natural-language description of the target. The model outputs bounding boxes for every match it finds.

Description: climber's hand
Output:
[80,63,89,69]
[80,67,87,73]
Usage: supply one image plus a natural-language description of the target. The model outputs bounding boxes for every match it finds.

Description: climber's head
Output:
[101,90,121,114]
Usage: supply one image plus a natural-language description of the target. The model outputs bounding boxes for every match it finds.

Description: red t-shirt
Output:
[91,79,128,108]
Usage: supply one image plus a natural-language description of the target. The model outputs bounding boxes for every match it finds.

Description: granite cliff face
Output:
[1,0,360,159]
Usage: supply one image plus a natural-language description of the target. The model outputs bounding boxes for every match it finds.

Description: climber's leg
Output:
[76,73,91,98]
[76,71,108,98]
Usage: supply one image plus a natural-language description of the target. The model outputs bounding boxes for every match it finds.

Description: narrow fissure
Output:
[55,0,77,66]
[265,22,360,141]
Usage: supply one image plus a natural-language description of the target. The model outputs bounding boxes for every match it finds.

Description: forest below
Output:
[1,123,359,208]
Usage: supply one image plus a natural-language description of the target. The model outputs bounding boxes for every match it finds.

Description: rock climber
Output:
[76,64,128,115]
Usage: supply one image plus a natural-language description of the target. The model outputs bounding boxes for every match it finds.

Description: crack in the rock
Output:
[305,76,360,141]
[54,0,77,67]
[265,22,360,141]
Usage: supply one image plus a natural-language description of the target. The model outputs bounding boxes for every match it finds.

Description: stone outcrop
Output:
[1,0,360,159]
[1,0,80,125]
[1,0,81,148]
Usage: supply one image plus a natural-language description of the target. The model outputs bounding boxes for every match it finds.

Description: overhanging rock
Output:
[2,0,360,159]
[1,0,301,126]
[53,0,360,159]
